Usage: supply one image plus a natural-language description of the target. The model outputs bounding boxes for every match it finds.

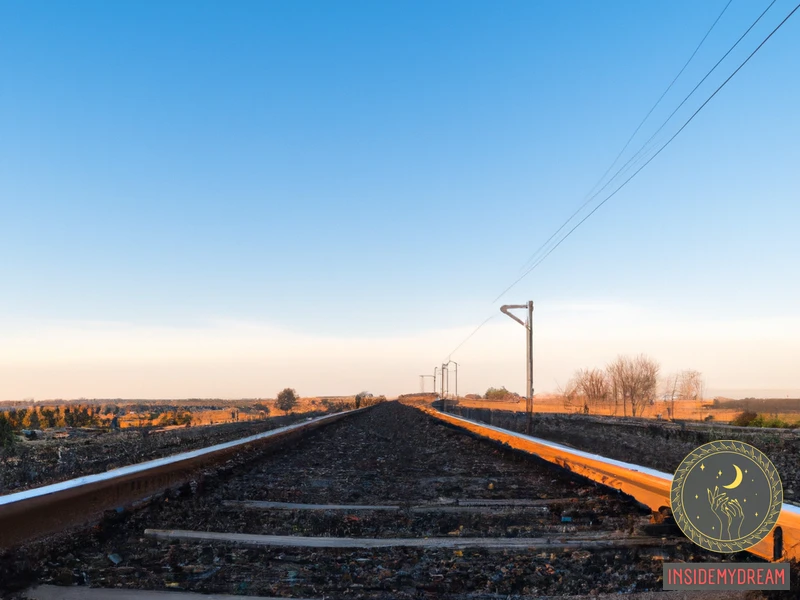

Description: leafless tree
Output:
[678,370,703,403]
[678,369,704,419]
[606,355,660,417]
[606,359,625,416]
[662,372,680,419]
[660,369,705,419]
[563,368,610,414]
[557,377,581,412]
[577,368,610,413]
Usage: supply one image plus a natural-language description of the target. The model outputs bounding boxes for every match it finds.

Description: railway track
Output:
[2,402,768,599]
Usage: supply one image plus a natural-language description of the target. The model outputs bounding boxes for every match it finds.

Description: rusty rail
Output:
[419,406,800,563]
[0,408,366,549]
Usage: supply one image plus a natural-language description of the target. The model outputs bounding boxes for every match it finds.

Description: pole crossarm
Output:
[500,304,528,328]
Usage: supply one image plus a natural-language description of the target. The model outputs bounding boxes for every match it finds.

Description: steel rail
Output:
[418,406,800,563]
[0,408,367,549]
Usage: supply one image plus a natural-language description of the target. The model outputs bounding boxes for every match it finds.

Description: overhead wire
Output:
[492,0,800,304]
[441,314,498,363]
[518,0,735,274]
[440,0,800,361]
[584,0,777,213]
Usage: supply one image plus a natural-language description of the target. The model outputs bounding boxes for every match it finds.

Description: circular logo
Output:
[670,440,782,553]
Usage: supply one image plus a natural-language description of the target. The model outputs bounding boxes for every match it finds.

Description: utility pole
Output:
[433,367,439,398]
[420,374,434,393]
[445,360,458,402]
[441,363,448,411]
[500,301,534,434]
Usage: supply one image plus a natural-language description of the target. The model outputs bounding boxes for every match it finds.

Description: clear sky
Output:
[2,0,799,400]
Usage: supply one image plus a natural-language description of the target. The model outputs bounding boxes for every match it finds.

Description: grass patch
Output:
[730,410,799,429]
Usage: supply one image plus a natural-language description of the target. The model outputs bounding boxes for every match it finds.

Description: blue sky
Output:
[2,1,799,398]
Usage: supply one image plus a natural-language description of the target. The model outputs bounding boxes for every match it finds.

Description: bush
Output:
[485,387,511,401]
[731,410,758,427]
[0,414,15,449]
[253,402,271,416]
[276,388,299,414]
[758,415,793,429]
[731,411,794,429]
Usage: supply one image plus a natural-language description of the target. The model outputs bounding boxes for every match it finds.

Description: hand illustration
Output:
[708,486,732,539]
[722,498,745,540]
[708,487,745,540]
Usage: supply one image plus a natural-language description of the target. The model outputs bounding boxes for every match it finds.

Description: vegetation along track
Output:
[2,402,766,599]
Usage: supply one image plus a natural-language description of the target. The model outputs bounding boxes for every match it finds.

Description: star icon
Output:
[695,494,699,499]
[700,464,705,471]
[756,512,759,517]
[718,470,722,476]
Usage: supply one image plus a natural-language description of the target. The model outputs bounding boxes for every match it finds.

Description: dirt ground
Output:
[0,411,332,494]
[1,403,770,599]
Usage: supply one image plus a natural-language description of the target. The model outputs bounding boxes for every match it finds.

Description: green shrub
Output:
[0,414,15,449]
[731,410,758,427]
[761,416,793,429]
[731,411,794,429]
[253,402,271,416]
[485,387,511,401]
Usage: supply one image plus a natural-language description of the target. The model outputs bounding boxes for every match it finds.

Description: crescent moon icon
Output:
[723,464,743,489]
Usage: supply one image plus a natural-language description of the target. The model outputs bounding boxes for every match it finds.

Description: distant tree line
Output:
[0,403,196,433]
[560,354,704,419]
[715,397,800,413]
[0,405,100,430]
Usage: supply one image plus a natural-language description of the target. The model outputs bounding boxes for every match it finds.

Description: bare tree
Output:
[606,359,626,416]
[557,377,581,412]
[662,372,680,419]
[606,355,660,417]
[678,369,704,419]
[563,368,610,414]
[678,370,703,403]
[660,370,705,420]
[578,368,609,413]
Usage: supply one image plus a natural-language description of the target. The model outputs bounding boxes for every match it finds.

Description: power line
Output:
[519,0,734,274]
[493,0,800,304]
[593,0,779,196]
[441,1,798,362]
[441,314,498,364]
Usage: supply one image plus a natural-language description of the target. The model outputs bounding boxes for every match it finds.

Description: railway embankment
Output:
[441,406,800,504]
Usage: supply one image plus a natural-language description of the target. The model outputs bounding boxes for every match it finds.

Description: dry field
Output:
[0,396,361,431]
[451,395,796,423]
[117,397,341,428]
